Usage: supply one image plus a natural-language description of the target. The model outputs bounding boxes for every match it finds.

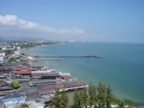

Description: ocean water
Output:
[22,42,144,103]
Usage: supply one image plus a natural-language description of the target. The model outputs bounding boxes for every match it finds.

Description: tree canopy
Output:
[20,103,28,108]
[50,89,68,108]
[49,82,134,108]
[11,80,20,89]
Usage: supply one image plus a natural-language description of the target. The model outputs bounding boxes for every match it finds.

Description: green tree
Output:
[118,101,124,108]
[11,80,20,89]
[50,89,68,108]
[5,50,14,55]
[80,89,88,108]
[106,85,114,108]
[59,91,68,108]
[20,103,28,108]
[97,82,106,107]
[21,53,25,56]
[88,83,97,108]
[69,104,75,108]
[73,90,82,108]
[50,89,61,108]
[123,99,134,106]
[111,98,121,105]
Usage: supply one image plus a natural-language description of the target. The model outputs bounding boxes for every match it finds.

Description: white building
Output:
[2,47,6,51]
[0,52,5,57]
[27,100,45,108]
[14,51,20,55]
[0,95,26,108]
[17,47,21,50]
[0,56,4,63]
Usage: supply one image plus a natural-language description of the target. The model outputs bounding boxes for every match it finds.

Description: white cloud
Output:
[0,14,85,34]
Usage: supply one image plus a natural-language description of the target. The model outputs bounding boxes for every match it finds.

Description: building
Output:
[27,100,45,108]
[13,68,72,81]
[0,86,14,91]
[14,51,20,55]
[29,80,57,87]
[0,80,8,87]
[14,67,38,76]
[0,94,26,108]
[0,52,5,57]
[39,81,88,92]
[16,47,21,50]
[0,56,3,64]
[1,48,6,51]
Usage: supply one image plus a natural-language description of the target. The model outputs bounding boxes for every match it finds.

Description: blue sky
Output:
[0,0,144,43]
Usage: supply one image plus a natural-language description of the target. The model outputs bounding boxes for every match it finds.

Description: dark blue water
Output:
[23,42,144,103]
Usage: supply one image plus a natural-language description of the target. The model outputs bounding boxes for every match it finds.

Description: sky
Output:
[0,0,144,43]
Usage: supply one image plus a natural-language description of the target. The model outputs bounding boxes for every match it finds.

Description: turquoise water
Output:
[22,42,144,103]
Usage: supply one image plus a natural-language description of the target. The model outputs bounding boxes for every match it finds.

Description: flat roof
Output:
[14,71,32,74]
[30,79,57,83]
[1,93,26,100]
[14,67,38,71]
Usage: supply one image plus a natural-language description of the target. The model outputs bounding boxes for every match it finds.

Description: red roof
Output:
[14,67,38,71]
[64,82,86,88]
[39,85,64,90]
[14,71,32,74]
[0,80,5,83]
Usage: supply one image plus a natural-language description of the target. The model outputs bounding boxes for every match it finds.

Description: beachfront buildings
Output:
[13,67,72,81]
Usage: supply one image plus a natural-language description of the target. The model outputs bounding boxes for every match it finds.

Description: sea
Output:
[22,42,144,103]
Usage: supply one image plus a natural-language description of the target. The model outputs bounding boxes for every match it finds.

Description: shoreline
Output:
[21,43,144,105]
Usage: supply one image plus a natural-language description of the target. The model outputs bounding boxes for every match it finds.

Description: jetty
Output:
[33,55,101,59]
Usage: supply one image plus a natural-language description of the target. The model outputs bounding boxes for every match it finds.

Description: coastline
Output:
[20,42,144,104]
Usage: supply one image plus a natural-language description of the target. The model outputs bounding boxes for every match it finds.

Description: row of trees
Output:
[70,82,114,108]
[50,82,133,108]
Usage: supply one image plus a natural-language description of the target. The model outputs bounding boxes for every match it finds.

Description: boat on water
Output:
[95,55,101,58]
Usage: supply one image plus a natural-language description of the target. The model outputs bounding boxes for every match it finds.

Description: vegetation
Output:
[5,50,14,56]
[88,83,97,107]
[50,82,134,108]
[11,80,20,89]
[20,103,28,108]
[50,89,68,108]
[106,85,114,108]
[7,55,22,63]
[19,41,62,49]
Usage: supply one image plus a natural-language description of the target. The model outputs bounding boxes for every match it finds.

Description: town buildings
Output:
[0,40,88,108]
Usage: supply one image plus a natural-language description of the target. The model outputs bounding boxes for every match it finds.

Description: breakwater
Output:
[33,55,101,58]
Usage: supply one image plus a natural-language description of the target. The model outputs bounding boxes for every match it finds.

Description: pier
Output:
[33,55,101,59]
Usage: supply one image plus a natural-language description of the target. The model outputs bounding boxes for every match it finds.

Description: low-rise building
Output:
[27,100,45,108]
[0,94,26,108]
[0,56,3,64]
[29,80,57,87]
[16,47,21,50]
[0,52,5,57]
